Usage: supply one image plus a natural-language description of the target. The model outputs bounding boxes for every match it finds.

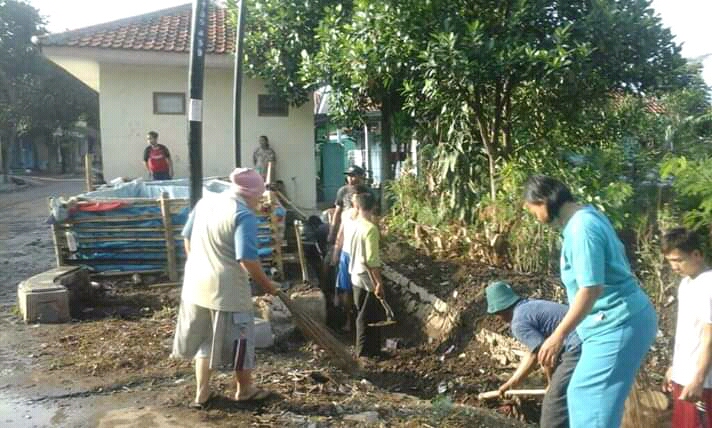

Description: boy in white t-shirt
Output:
[662,227,712,428]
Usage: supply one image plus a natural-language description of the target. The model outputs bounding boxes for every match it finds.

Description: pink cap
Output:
[229,168,265,199]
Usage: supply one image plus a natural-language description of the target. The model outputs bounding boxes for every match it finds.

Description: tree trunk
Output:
[472,91,498,199]
[0,135,8,184]
[487,149,496,200]
[381,93,393,182]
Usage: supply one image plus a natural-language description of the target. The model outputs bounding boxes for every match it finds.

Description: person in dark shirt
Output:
[486,281,581,428]
[143,131,173,180]
[328,165,366,244]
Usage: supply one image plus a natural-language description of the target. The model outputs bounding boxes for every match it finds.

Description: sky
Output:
[26,0,712,87]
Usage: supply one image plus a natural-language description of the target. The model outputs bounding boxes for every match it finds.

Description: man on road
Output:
[252,135,276,181]
[172,167,280,408]
[143,131,173,180]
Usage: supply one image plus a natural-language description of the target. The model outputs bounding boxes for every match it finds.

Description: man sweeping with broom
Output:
[172,168,280,409]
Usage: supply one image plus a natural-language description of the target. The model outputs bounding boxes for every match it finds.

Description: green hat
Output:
[486,281,521,314]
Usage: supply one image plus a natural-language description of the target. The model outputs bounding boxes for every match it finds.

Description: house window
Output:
[258,94,289,117]
[153,92,185,115]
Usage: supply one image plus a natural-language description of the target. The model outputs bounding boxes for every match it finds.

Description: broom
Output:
[621,373,671,428]
[276,290,361,374]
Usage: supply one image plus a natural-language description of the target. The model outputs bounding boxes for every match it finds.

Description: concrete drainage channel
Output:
[381,264,460,344]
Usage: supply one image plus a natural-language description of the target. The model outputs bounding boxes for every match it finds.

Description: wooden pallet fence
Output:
[50,195,189,277]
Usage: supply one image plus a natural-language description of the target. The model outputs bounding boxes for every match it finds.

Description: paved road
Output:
[0,179,191,428]
[0,179,85,307]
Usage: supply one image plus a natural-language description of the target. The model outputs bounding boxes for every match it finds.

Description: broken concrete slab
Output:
[475,328,528,366]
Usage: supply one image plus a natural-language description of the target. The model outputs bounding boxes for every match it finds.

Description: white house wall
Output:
[99,63,316,209]
[42,55,100,92]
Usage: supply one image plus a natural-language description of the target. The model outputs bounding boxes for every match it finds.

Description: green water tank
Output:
[321,142,346,204]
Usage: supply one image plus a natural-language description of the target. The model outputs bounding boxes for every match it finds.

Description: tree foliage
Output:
[401,0,685,204]
[0,0,98,176]
[227,0,341,106]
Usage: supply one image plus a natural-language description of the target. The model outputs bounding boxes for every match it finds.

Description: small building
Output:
[37,3,316,209]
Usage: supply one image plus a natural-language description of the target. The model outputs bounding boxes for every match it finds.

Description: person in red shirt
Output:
[143,131,173,180]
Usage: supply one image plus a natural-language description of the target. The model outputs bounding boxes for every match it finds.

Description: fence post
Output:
[160,193,178,282]
[84,153,93,192]
[48,197,65,267]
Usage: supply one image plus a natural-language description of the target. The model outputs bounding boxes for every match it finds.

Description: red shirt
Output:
[143,144,171,173]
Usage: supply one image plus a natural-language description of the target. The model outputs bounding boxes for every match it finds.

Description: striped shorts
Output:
[172,301,255,371]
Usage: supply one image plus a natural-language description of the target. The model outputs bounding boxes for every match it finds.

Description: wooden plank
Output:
[48,197,66,267]
[148,282,181,289]
[70,227,167,233]
[160,193,178,282]
[294,221,308,282]
[478,389,546,400]
[75,236,168,242]
[94,269,167,277]
[64,214,163,224]
[84,153,94,192]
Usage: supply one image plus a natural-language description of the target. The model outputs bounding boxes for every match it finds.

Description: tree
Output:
[227,0,339,106]
[0,0,41,181]
[402,0,685,202]
[227,0,687,204]
[302,0,422,181]
[0,0,98,180]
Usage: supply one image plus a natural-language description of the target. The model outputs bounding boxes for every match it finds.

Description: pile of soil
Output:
[377,238,675,421]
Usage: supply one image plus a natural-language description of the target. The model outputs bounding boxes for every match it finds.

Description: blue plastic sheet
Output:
[54,178,282,273]
[55,178,225,272]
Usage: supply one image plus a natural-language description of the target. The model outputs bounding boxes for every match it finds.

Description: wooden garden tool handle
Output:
[477,389,547,400]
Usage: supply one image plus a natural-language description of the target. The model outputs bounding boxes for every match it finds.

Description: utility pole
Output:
[233,0,247,167]
[187,0,209,207]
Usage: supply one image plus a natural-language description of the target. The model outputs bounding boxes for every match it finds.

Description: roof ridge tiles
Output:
[38,3,234,55]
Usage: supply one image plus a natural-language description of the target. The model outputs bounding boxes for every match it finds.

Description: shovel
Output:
[363,263,396,327]
[368,295,397,327]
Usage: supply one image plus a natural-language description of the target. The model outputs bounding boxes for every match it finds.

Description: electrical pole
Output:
[187,0,209,207]
[233,0,247,167]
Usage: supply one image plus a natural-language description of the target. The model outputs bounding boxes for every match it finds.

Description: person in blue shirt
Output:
[486,280,582,428]
[522,175,657,428]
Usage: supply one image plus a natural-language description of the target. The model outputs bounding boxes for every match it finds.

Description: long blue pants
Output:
[567,304,657,428]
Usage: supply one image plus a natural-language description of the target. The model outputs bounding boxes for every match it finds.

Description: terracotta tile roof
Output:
[39,4,234,55]
[611,91,666,115]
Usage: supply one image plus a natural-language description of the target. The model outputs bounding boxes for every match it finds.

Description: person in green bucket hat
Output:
[485,280,582,428]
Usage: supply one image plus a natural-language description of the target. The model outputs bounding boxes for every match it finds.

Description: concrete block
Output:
[16,266,79,323]
[289,289,326,324]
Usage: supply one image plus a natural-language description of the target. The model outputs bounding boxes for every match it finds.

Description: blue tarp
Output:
[53,178,283,274]
[53,178,227,273]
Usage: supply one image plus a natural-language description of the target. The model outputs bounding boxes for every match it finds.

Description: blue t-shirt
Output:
[511,299,582,353]
[560,205,652,339]
[182,199,259,261]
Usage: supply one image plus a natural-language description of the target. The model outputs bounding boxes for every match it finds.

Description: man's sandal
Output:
[236,388,271,402]
[188,393,216,410]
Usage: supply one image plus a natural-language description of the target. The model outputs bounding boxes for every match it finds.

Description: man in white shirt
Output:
[663,227,712,428]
